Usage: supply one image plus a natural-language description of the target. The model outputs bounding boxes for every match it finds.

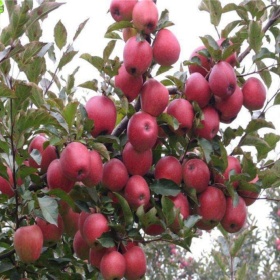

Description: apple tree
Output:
[0,0,279,279]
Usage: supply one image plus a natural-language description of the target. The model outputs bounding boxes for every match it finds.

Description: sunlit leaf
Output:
[38,196,59,226]
[54,20,67,50]
[150,179,181,196]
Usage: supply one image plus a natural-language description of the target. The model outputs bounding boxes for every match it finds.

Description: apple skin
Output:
[122,141,153,176]
[214,155,242,189]
[143,223,165,236]
[102,158,129,192]
[100,251,126,280]
[60,142,91,182]
[182,158,210,193]
[194,186,227,229]
[73,230,90,260]
[35,214,64,244]
[124,246,147,280]
[62,207,80,238]
[127,111,158,152]
[115,63,143,102]
[214,85,243,123]
[14,225,43,263]
[123,36,153,77]
[124,175,151,210]
[89,246,116,269]
[153,28,181,66]
[216,38,237,67]
[154,156,182,185]
[83,213,109,248]
[184,72,212,108]
[195,106,220,140]
[122,27,138,42]
[220,196,247,233]
[28,134,57,174]
[132,0,158,34]
[82,150,103,187]
[109,0,137,22]
[47,159,75,193]
[78,211,91,240]
[140,78,169,117]
[167,98,194,134]
[237,176,260,206]
[242,77,266,111]
[0,166,15,198]
[188,46,212,77]
[85,95,117,137]
[209,61,237,100]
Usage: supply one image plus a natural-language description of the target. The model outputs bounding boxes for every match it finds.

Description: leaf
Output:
[256,60,272,88]
[80,53,104,72]
[150,179,181,196]
[62,101,79,130]
[161,196,176,226]
[38,196,59,226]
[248,20,263,53]
[0,262,14,274]
[21,41,47,64]
[157,113,179,131]
[0,83,15,98]
[78,80,98,91]
[212,251,227,273]
[253,47,276,62]
[47,189,76,210]
[199,0,222,26]
[73,18,89,41]
[156,65,173,76]
[198,138,213,163]
[221,20,242,38]
[98,232,116,248]
[184,215,201,230]
[274,91,280,105]
[105,21,133,34]
[54,20,67,50]
[10,4,30,39]
[103,40,116,62]
[246,118,274,134]
[236,263,247,280]
[58,50,78,70]
[113,193,134,228]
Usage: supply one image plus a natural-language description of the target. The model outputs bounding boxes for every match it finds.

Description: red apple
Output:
[132,0,158,34]
[100,251,126,280]
[154,156,182,185]
[115,63,143,102]
[143,223,165,236]
[127,111,158,152]
[182,158,210,193]
[220,196,247,233]
[122,27,138,42]
[123,36,153,76]
[237,176,260,206]
[61,207,80,238]
[0,166,15,198]
[14,225,43,263]
[73,230,90,260]
[122,142,153,176]
[109,0,137,22]
[85,95,117,137]
[78,211,92,239]
[153,28,181,66]
[124,246,147,280]
[89,246,116,269]
[184,72,212,108]
[102,158,129,192]
[60,142,91,182]
[140,78,169,117]
[124,175,150,210]
[242,77,266,111]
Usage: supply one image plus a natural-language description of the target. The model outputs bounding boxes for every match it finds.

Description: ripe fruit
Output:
[122,27,137,42]
[195,106,220,140]
[83,213,109,248]
[61,207,80,238]
[127,111,158,152]
[167,99,194,134]
[124,246,147,280]
[35,214,64,244]
[47,159,75,193]
[60,142,91,182]
[123,36,153,76]
[184,72,211,108]
[209,61,237,99]
[143,223,165,236]
[102,158,129,192]
[188,46,212,77]
[14,225,43,263]
[109,0,137,22]
[140,78,169,117]
[28,134,57,173]
[122,142,153,176]
[85,95,117,137]
[100,251,126,280]
[195,186,227,229]
[124,175,151,210]
[0,166,15,198]
[220,196,247,233]
[182,158,210,193]
[242,77,266,111]
[153,28,181,66]
[237,176,260,206]
[154,156,182,185]
[73,230,90,260]
[115,64,143,102]
[78,211,91,239]
[89,246,116,269]
[82,150,103,187]
[214,85,243,123]
[132,0,158,34]
[214,155,242,189]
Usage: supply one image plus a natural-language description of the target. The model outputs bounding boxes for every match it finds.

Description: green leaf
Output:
[212,251,227,273]
[80,53,104,72]
[199,0,222,26]
[54,20,67,50]
[246,118,274,134]
[38,196,59,226]
[236,263,247,280]
[248,20,263,53]
[156,65,173,76]
[256,60,272,88]
[0,262,14,274]
[274,91,280,105]
[113,192,134,228]
[184,215,201,230]
[105,20,133,34]
[200,35,221,62]
[103,40,116,62]
[157,113,179,131]
[98,232,116,248]
[221,20,242,38]
[73,18,89,41]
[58,50,78,70]
[161,196,176,226]
[253,47,276,62]
[62,101,79,130]
[105,31,122,40]
[21,41,47,64]
[26,20,42,41]
[0,83,15,98]
[150,179,181,196]
[78,80,98,91]
[198,138,213,163]
[10,4,30,39]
